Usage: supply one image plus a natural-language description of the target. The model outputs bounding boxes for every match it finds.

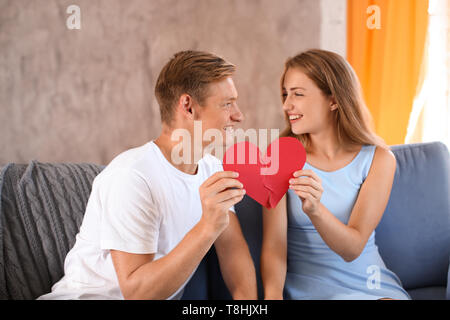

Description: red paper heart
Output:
[222,137,306,208]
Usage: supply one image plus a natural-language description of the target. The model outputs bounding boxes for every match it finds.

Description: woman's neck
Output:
[306,123,345,160]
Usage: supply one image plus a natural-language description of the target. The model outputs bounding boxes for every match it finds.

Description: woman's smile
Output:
[288,113,303,124]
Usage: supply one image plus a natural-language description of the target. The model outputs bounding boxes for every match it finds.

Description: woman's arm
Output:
[261,194,287,299]
[215,211,257,300]
[289,147,396,262]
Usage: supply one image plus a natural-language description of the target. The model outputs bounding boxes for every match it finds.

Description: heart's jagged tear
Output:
[223,137,306,209]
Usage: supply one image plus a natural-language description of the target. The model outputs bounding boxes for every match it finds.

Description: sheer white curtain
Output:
[406,0,450,149]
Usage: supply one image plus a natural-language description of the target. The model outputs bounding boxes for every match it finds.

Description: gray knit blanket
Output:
[0,161,104,299]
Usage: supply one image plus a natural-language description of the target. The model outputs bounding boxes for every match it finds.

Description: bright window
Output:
[406,0,450,149]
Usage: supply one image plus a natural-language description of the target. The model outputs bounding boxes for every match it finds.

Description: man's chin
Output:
[224,137,236,149]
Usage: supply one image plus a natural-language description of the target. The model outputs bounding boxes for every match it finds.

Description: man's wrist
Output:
[196,218,221,243]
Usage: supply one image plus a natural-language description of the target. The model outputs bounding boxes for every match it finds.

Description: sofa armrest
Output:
[376,142,450,290]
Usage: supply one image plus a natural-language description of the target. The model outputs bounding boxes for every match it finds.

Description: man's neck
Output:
[154,129,199,175]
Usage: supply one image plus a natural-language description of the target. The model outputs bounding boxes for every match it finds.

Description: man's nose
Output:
[231,104,244,123]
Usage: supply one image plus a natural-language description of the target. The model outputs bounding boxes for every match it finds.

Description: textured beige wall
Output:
[0,0,325,166]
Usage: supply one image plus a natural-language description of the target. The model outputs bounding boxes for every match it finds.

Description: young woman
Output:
[261,49,410,300]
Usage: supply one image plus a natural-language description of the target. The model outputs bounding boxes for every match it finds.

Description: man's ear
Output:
[179,94,194,119]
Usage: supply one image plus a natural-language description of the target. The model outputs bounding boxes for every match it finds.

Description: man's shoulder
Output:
[108,142,153,168]
[96,142,156,184]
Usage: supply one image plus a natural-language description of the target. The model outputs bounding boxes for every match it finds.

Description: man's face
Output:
[193,77,244,148]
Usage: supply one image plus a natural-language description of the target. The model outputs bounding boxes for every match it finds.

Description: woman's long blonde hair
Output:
[280,49,388,150]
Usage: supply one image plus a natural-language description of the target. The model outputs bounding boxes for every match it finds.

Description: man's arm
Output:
[111,171,246,300]
[111,218,218,299]
[214,211,257,299]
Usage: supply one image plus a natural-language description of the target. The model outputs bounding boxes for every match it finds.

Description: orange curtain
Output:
[347,0,429,145]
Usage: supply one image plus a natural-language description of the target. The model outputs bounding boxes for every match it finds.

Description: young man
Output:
[38,50,257,300]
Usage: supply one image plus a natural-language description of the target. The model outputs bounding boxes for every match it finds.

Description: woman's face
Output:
[282,67,336,136]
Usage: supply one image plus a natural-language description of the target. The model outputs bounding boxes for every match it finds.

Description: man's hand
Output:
[199,171,246,235]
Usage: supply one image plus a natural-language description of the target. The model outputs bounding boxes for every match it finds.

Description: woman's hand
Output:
[289,169,323,216]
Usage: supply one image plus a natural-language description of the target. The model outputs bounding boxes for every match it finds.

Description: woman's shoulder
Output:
[368,145,396,175]
[373,145,395,162]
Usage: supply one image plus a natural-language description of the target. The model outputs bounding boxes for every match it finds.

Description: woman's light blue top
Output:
[285,145,410,300]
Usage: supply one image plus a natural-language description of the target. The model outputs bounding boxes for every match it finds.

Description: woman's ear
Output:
[330,96,338,111]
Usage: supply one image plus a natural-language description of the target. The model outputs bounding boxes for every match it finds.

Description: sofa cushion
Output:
[407,286,447,300]
[375,142,450,290]
[0,161,103,299]
[180,253,209,300]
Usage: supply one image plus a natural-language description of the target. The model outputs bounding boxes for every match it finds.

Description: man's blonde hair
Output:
[155,50,236,125]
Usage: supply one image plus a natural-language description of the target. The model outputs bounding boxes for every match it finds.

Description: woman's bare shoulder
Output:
[370,146,396,174]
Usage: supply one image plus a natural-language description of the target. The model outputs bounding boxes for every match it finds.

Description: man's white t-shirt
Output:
[38,141,232,300]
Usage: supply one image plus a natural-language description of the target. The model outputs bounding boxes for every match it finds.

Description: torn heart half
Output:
[222,137,306,209]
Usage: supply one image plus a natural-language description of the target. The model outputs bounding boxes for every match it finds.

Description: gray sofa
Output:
[0,142,449,300]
